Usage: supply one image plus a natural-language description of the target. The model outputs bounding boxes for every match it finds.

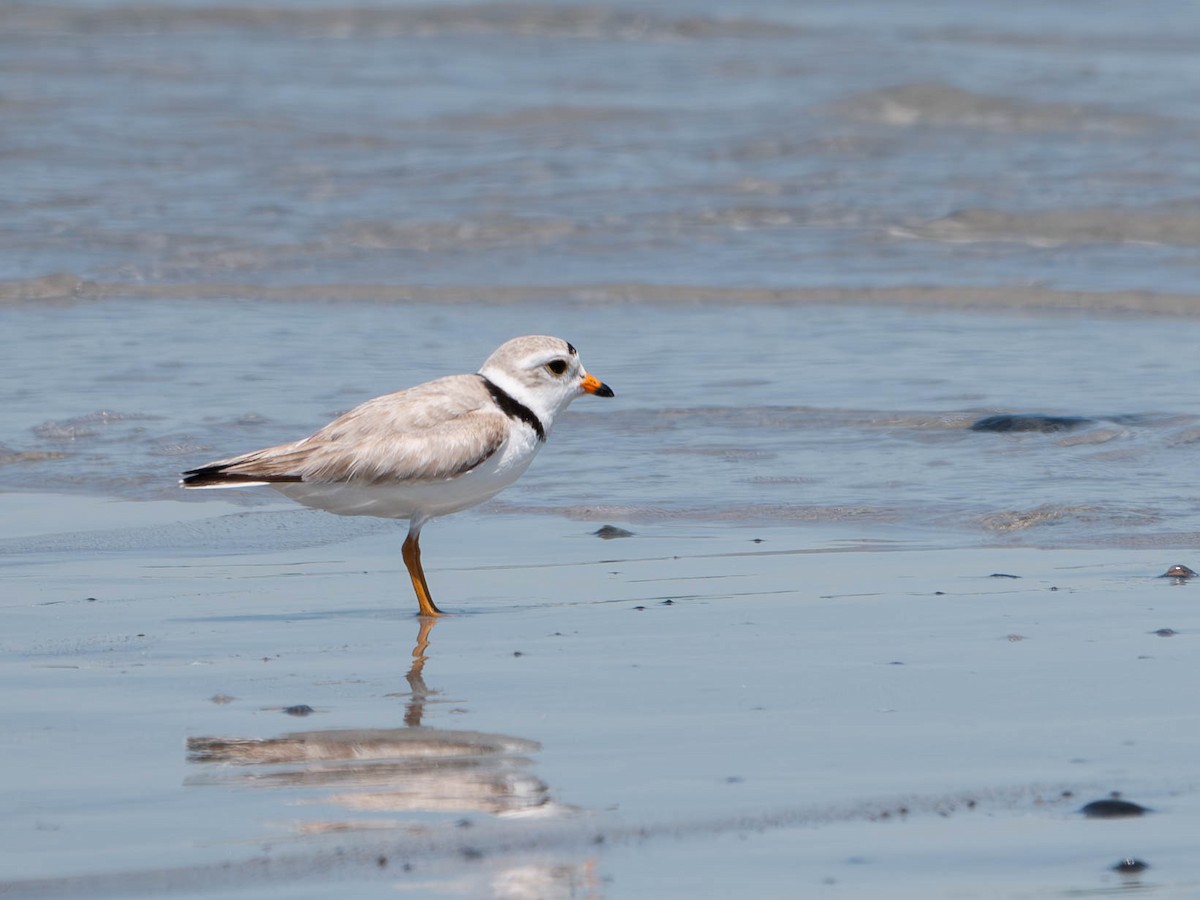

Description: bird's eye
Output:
[545,359,568,376]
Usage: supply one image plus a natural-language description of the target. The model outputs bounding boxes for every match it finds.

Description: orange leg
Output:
[402,529,443,617]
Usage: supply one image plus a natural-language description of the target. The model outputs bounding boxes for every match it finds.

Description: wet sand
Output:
[3,491,1198,897]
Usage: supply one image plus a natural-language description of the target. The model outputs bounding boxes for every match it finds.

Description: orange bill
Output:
[580,373,615,397]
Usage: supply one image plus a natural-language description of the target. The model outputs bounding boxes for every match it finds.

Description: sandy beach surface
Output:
[4,488,1199,898]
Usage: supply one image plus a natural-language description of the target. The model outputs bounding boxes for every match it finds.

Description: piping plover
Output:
[181,335,614,616]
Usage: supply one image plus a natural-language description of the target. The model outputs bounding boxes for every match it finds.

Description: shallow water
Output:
[6,0,1200,897]
[3,298,1200,551]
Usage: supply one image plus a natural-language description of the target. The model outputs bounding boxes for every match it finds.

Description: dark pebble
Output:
[282,704,315,717]
[593,524,634,539]
[1152,628,1178,637]
[1080,799,1149,818]
[989,573,1020,579]
[1112,858,1149,874]
[1161,564,1196,579]
[970,414,1093,433]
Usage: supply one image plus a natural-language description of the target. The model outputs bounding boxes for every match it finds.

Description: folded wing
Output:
[182,375,510,488]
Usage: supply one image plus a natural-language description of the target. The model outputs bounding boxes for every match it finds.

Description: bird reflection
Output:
[187,617,569,822]
[186,617,599,897]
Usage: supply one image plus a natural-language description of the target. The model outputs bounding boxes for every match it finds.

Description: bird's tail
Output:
[180,466,285,488]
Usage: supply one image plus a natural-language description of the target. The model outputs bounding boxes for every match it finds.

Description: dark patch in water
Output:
[1160,564,1196,579]
[283,704,315,717]
[969,414,1093,433]
[593,524,634,539]
[989,572,1020,578]
[1080,798,1149,818]
[1112,858,1149,874]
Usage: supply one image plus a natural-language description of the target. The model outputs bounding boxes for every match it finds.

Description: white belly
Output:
[271,433,540,521]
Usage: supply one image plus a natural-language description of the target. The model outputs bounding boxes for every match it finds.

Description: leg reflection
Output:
[404,616,437,727]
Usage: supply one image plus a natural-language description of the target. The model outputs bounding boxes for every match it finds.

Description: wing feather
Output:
[182,375,510,487]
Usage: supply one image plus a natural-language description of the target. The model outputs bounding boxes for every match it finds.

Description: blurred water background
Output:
[6,0,1200,294]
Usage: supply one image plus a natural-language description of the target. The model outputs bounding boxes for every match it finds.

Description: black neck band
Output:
[480,376,546,442]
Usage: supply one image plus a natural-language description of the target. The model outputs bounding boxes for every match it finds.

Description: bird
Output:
[181,335,614,616]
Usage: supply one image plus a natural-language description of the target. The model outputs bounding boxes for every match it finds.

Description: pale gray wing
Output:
[183,375,510,486]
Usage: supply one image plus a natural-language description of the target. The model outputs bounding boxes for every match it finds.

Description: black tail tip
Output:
[180,469,217,487]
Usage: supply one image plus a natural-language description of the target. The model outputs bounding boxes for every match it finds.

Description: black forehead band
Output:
[566,342,577,355]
